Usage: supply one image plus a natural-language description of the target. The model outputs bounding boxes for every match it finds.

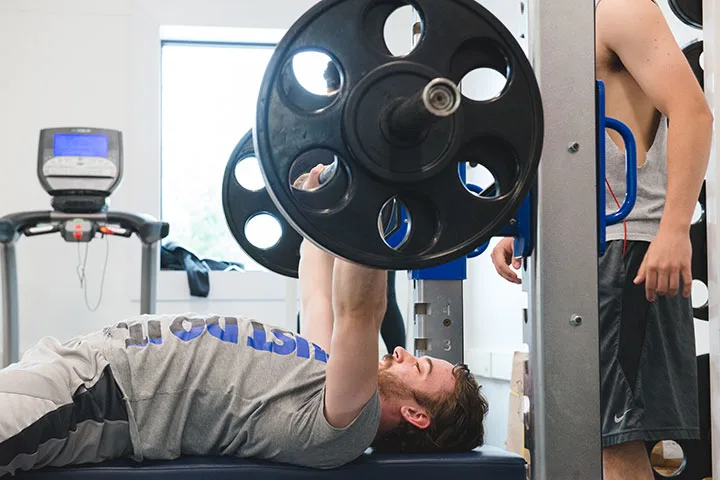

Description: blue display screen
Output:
[53,133,109,157]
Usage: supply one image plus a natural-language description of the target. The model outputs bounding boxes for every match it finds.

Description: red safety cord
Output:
[605,179,627,256]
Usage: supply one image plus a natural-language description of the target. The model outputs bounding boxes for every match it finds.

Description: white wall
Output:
[0,0,321,356]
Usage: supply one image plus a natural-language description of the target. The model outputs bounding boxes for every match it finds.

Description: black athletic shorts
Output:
[599,240,700,447]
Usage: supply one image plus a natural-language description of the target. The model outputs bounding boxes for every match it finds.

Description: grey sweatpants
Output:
[0,335,133,477]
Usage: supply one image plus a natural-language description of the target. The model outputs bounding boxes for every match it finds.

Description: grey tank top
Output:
[605,115,668,242]
[88,314,381,469]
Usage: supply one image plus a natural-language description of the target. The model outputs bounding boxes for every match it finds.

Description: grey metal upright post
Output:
[140,242,159,315]
[413,280,464,365]
[527,0,602,478]
[1,243,20,367]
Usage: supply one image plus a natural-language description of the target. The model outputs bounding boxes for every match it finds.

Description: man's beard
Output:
[378,355,409,400]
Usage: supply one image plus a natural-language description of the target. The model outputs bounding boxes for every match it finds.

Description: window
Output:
[161,41,274,269]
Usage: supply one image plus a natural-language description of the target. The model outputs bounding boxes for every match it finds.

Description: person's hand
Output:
[293,164,327,190]
[491,238,522,284]
[633,227,692,301]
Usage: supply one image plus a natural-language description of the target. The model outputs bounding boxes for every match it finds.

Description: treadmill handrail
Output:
[0,211,169,244]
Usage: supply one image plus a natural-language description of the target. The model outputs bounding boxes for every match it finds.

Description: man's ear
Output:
[400,405,430,430]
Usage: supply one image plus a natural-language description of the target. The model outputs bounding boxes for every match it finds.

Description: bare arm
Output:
[598,0,712,299]
[297,165,335,352]
[324,259,387,428]
[299,239,334,352]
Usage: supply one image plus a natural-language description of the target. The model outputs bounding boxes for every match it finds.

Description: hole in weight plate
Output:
[461,68,508,102]
[245,214,282,249]
[379,196,411,250]
[692,279,709,310]
[649,440,686,477]
[383,4,422,57]
[699,50,705,70]
[451,40,510,102]
[234,156,265,191]
[290,150,339,192]
[289,149,349,213]
[292,51,341,96]
[281,51,342,112]
[463,163,499,198]
[458,137,520,200]
[692,200,704,224]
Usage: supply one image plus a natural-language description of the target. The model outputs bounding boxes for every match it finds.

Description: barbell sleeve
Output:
[387,78,462,141]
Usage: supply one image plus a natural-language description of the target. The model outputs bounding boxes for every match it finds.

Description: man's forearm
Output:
[662,105,713,231]
[299,240,334,304]
[298,240,335,350]
[332,259,386,331]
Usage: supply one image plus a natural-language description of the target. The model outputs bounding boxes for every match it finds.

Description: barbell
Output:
[251,0,544,270]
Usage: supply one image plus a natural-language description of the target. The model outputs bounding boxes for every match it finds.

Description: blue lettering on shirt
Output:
[296,335,310,359]
[148,320,163,345]
[122,317,328,364]
[120,322,148,347]
[170,316,205,342]
[313,343,329,363]
[271,329,297,355]
[206,316,239,344]
[247,321,273,351]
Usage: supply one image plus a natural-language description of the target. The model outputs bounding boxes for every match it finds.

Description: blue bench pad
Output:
[15,446,526,480]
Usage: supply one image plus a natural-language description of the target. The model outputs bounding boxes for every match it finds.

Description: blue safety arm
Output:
[597,80,638,256]
[604,117,637,225]
[465,183,491,258]
[465,187,532,259]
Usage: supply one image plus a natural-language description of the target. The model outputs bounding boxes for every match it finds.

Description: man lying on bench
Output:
[0,165,488,477]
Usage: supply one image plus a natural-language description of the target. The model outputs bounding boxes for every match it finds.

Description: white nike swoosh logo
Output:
[614,410,632,423]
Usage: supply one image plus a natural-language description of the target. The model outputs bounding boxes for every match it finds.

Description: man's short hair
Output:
[371,364,488,453]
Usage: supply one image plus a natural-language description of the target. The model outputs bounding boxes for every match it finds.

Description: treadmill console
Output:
[37,128,123,212]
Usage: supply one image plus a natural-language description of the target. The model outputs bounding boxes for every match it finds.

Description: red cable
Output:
[605,179,627,256]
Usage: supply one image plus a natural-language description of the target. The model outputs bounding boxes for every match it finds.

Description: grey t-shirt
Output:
[88,313,381,469]
[605,116,668,242]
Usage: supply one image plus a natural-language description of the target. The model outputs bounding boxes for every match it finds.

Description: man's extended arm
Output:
[299,240,335,352]
[297,164,336,353]
[295,165,386,428]
[324,259,387,428]
[598,0,713,300]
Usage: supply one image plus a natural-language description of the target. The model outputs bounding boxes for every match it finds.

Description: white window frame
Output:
[156,25,295,308]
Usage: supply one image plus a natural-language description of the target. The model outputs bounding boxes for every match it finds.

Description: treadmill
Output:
[0,127,169,367]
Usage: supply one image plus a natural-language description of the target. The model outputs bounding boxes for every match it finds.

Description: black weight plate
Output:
[222,130,302,278]
[255,0,543,270]
[668,0,702,29]
[691,181,708,320]
[683,39,704,91]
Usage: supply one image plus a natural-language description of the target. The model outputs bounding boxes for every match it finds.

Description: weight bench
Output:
[14,446,526,480]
